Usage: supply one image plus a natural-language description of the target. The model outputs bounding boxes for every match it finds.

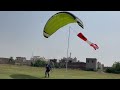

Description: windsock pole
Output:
[66,26,70,72]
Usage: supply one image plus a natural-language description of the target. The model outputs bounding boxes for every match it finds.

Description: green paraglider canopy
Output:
[43,12,84,38]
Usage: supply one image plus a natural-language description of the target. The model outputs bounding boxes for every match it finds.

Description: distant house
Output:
[97,62,104,70]
[60,57,77,63]
[22,60,33,66]
[101,64,104,70]
[30,56,40,61]
[30,56,47,62]
[15,57,26,65]
[59,57,86,69]
[15,57,35,66]
[86,58,97,71]
[0,57,9,64]
[67,62,86,70]
[86,58,104,71]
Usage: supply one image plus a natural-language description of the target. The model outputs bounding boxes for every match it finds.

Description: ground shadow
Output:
[10,74,44,79]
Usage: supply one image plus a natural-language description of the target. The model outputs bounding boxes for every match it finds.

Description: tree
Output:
[9,57,15,64]
[31,59,46,67]
[112,62,120,71]
[106,62,120,74]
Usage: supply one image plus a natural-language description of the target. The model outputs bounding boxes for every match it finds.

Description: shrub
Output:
[31,60,46,67]
[106,62,120,74]
[106,68,113,73]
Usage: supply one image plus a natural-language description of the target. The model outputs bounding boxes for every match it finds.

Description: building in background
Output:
[0,57,9,64]
[86,58,97,71]
[0,56,105,71]
[15,57,26,65]
[30,56,47,61]
[59,57,77,63]
[86,58,104,71]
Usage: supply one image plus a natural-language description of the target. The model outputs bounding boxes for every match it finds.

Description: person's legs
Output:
[48,72,49,78]
[45,69,50,78]
[45,71,49,78]
[45,71,47,78]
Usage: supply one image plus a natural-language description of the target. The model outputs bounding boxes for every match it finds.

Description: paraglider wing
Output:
[43,12,84,38]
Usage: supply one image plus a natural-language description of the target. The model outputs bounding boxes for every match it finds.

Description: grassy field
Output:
[0,64,120,79]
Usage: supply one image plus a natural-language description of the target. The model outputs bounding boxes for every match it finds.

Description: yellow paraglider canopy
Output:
[43,12,84,38]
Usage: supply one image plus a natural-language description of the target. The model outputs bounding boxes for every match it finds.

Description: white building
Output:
[15,57,26,65]
[97,62,104,70]
[30,56,48,62]
[15,57,26,62]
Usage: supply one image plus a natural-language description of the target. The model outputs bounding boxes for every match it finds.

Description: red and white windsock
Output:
[77,32,99,50]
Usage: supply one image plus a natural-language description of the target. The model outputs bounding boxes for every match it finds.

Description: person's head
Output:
[45,63,48,66]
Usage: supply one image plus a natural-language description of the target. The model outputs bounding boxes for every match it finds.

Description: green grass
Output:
[0,64,120,79]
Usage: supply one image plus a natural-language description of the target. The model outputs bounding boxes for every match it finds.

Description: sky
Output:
[0,11,120,67]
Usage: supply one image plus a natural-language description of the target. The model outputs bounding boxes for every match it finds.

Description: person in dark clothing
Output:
[45,64,51,78]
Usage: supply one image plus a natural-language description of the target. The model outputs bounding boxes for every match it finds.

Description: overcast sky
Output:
[0,11,120,66]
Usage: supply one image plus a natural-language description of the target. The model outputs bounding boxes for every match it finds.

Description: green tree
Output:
[9,57,15,64]
[31,59,46,67]
[106,62,120,74]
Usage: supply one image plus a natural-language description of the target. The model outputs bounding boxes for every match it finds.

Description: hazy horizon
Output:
[0,11,120,67]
